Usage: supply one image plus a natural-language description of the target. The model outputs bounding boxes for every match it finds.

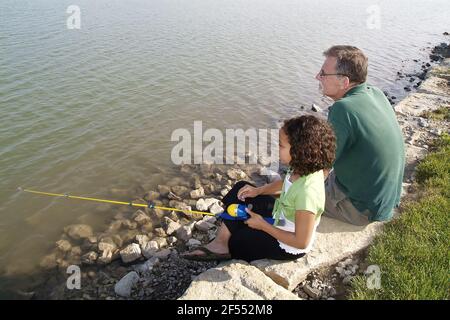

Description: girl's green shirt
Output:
[273,169,325,225]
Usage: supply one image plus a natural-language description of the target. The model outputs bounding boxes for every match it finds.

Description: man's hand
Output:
[237,184,261,201]
[244,208,268,231]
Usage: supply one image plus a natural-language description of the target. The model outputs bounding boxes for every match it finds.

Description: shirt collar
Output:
[343,82,367,98]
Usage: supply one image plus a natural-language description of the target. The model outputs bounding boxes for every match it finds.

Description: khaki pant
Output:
[323,171,371,226]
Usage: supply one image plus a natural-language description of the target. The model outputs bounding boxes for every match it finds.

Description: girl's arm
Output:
[257,179,284,196]
[237,179,283,200]
[245,209,316,250]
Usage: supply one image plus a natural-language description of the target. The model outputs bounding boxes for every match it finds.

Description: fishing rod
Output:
[17,187,216,217]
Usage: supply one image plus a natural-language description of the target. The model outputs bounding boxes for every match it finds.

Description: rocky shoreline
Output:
[14,38,450,300]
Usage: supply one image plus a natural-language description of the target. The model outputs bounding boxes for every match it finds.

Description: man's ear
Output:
[340,76,351,90]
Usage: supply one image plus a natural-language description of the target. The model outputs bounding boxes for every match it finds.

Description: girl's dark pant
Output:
[221,181,305,262]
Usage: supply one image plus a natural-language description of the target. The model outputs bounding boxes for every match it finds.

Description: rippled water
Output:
[0,0,449,294]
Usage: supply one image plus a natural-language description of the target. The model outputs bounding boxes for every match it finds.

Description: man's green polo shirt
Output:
[327,83,405,221]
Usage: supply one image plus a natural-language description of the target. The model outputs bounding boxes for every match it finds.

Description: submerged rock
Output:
[64,224,93,241]
[190,187,205,199]
[56,240,72,253]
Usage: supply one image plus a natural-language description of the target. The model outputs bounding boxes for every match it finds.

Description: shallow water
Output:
[0,0,449,294]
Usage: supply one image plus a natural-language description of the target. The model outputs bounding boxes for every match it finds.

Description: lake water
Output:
[0,0,449,295]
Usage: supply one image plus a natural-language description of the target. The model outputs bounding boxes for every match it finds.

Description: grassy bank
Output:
[349,133,450,300]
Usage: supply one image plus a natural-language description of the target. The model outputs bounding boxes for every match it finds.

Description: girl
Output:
[183,115,336,262]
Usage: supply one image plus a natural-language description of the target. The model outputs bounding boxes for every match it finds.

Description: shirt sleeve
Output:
[293,188,320,215]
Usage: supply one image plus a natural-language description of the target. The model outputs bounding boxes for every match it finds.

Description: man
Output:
[316,45,405,226]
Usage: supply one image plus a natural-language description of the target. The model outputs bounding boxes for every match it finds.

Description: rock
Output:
[430,53,441,62]
[180,262,299,300]
[215,173,223,182]
[108,220,124,233]
[97,250,113,265]
[227,169,246,180]
[176,225,193,242]
[157,185,171,197]
[190,187,205,199]
[303,284,321,299]
[153,248,172,260]
[311,103,322,112]
[87,236,97,244]
[193,176,202,189]
[153,237,168,249]
[207,229,217,241]
[153,228,167,238]
[39,253,58,269]
[64,224,93,241]
[122,219,138,230]
[430,128,442,136]
[56,240,72,253]
[70,246,82,256]
[98,237,117,253]
[168,211,179,222]
[195,198,209,211]
[81,251,98,265]
[202,215,217,225]
[444,32,449,36]
[134,257,160,274]
[328,287,337,296]
[187,238,202,248]
[220,188,230,197]
[163,218,181,236]
[114,271,140,298]
[195,220,215,232]
[171,186,189,197]
[120,244,142,263]
[167,191,182,201]
[209,203,224,215]
[167,236,177,245]
[144,191,160,202]
[204,198,220,208]
[133,210,151,226]
[142,240,159,259]
[203,184,216,194]
[418,118,429,128]
[196,198,220,211]
[140,222,154,234]
[121,229,140,244]
[135,235,150,249]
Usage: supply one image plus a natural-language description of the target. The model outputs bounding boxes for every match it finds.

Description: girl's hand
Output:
[244,208,268,231]
[237,184,261,201]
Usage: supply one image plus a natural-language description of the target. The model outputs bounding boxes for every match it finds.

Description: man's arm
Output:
[328,106,352,160]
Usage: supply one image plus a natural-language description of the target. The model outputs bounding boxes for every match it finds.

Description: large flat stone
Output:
[251,217,383,290]
[179,261,300,300]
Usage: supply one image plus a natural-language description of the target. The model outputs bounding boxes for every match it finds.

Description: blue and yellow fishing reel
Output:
[219,203,275,225]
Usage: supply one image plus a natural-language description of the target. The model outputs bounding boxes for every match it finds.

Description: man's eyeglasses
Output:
[319,69,348,78]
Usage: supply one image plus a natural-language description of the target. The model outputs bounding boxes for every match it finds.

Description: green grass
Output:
[421,106,450,121]
[349,133,450,300]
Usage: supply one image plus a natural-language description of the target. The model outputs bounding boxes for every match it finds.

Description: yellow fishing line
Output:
[19,187,215,216]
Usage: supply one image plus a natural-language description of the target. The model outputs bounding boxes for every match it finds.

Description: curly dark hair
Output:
[282,115,336,177]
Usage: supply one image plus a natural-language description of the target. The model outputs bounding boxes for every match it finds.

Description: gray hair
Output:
[323,45,368,84]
